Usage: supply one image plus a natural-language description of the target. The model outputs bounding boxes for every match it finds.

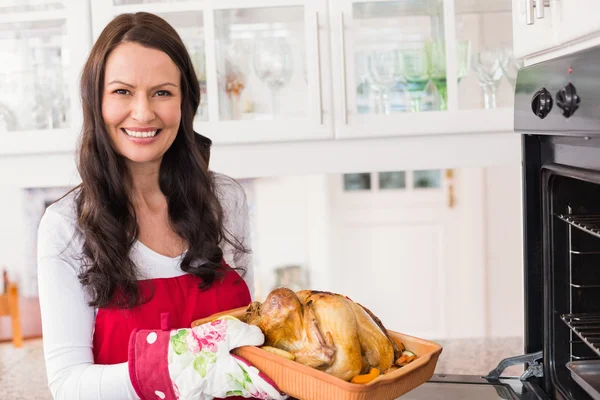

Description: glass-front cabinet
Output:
[0,1,91,155]
[0,0,518,154]
[329,0,515,138]
[92,0,333,144]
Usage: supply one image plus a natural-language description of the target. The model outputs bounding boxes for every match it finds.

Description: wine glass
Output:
[456,40,471,84]
[498,48,522,88]
[367,49,404,115]
[401,42,429,112]
[427,40,447,111]
[189,44,208,120]
[253,36,293,118]
[472,48,504,109]
[224,40,250,120]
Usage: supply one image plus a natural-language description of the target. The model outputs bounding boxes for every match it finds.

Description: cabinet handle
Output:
[526,0,534,25]
[340,12,348,125]
[315,12,323,125]
[535,0,545,19]
[527,0,550,25]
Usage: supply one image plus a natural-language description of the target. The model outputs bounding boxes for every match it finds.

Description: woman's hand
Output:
[128,317,287,400]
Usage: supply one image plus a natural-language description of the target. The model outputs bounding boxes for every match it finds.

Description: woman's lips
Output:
[120,128,163,143]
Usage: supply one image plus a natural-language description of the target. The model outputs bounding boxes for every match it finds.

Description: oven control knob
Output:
[531,88,553,119]
[556,83,580,118]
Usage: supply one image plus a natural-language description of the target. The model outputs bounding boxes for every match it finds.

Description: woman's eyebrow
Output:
[106,80,178,90]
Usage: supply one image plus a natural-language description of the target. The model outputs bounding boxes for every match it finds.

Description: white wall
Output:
[0,151,525,340]
[484,164,524,338]
[0,186,26,294]
[248,165,524,339]
[0,152,80,296]
[249,175,331,300]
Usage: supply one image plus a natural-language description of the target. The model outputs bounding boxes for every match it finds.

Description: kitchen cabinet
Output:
[0,0,523,178]
[0,0,92,155]
[512,0,600,65]
[91,0,516,145]
[331,0,515,139]
[556,0,600,45]
[92,0,334,145]
[511,0,557,60]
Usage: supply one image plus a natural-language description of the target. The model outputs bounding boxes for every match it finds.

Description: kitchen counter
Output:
[434,336,525,377]
[0,336,525,399]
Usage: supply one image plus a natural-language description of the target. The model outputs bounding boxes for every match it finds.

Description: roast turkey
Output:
[244,288,402,382]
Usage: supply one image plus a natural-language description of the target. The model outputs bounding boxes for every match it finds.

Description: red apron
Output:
[93,265,251,399]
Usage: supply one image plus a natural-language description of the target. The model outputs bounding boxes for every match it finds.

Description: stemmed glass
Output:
[456,40,471,84]
[427,40,447,110]
[366,49,404,115]
[498,48,522,88]
[223,40,249,120]
[472,48,504,109]
[253,36,293,118]
[189,44,207,120]
[401,42,429,112]
[424,40,471,111]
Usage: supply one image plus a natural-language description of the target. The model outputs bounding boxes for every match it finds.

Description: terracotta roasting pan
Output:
[192,306,443,400]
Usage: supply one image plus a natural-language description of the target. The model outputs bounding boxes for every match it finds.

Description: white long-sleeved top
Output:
[37,175,253,400]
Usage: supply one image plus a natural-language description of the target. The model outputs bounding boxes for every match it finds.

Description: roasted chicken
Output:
[244,288,402,382]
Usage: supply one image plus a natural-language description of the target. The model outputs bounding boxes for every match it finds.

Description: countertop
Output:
[0,336,526,400]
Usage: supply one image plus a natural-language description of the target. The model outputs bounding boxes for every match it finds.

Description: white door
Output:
[328,169,486,340]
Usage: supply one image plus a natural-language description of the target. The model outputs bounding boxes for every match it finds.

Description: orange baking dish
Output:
[192,306,443,400]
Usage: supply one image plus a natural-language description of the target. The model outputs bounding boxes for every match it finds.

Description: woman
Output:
[37,12,284,400]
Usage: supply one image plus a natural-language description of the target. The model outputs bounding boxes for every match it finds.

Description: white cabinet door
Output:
[91,0,334,145]
[328,0,515,140]
[0,0,92,155]
[556,0,600,45]
[511,0,558,60]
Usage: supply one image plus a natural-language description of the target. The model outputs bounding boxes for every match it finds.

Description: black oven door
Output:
[399,375,549,400]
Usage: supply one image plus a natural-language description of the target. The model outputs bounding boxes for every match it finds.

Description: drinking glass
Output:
[253,36,294,118]
[472,49,504,109]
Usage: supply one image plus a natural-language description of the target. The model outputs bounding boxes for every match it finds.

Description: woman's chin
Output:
[122,150,164,166]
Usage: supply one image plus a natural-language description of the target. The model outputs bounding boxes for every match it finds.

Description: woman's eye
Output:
[155,90,172,97]
[114,89,130,95]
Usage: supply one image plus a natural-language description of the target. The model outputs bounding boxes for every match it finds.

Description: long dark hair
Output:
[74,12,247,309]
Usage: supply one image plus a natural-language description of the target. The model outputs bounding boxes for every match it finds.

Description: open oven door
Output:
[402,351,549,400]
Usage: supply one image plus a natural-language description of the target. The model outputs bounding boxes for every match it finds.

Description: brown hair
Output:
[74,12,247,308]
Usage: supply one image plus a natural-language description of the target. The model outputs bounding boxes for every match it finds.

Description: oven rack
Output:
[561,314,600,357]
[557,214,600,239]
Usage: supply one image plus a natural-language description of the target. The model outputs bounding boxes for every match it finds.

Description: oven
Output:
[403,46,600,400]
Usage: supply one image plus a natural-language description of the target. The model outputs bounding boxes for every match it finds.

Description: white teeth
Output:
[124,129,158,138]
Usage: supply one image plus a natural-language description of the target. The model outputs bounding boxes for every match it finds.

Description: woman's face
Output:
[102,42,182,167]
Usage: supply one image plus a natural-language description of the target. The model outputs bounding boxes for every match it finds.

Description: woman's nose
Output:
[130,95,155,124]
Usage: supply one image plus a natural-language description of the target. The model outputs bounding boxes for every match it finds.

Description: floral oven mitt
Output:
[128,317,288,400]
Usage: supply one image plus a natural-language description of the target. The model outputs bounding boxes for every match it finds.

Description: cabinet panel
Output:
[511,0,557,60]
[0,0,91,155]
[557,0,600,45]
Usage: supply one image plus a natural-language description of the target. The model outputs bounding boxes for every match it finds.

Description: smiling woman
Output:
[36,11,283,400]
[102,42,182,164]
